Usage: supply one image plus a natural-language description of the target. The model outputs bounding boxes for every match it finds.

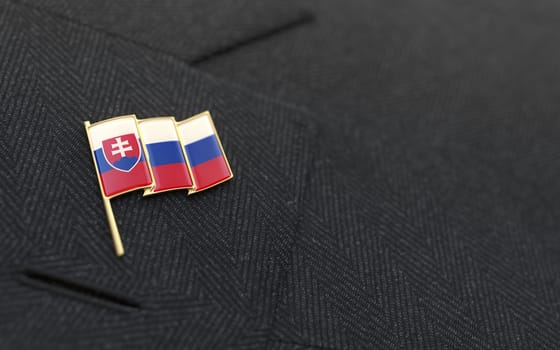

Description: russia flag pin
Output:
[84,112,233,257]
[176,112,234,193]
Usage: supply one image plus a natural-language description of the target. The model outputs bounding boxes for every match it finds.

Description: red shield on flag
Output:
[102,133,142,172]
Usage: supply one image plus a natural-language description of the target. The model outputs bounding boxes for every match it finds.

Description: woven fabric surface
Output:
[0,0,559,349]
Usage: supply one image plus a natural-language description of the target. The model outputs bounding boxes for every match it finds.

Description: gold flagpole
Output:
[84,121,125,257]
[102,197,124,257]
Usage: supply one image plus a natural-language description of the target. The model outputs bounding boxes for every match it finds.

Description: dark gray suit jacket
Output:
[1,0,559,348]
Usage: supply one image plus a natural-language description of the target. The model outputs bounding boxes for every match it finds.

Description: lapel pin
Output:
[84,111,233,256]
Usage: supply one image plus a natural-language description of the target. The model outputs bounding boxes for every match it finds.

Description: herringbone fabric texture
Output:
[1,0,559,349]
[0,2,313,348]
[17,0,309,63]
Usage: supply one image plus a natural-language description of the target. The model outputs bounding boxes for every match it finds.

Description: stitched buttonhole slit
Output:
[19,268,141,312]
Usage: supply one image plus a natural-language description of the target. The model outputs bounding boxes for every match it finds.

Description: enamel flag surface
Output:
[176,112,233,193]
[138,117,194,194]
[86,115,153,197]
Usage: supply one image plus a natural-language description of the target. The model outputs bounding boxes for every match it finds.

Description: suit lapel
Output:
[0,2,315,348]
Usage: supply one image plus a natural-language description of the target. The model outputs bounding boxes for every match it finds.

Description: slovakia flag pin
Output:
[84,112,233,257]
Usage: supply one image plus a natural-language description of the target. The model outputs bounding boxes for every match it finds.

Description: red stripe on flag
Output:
[151,162,193,192]
[99,161,152,197]
[191,156,231,191]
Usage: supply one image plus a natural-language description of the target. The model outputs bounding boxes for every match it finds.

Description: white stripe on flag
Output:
[177,113,214,145]
[89,115,139,149]
[138,118,179,144]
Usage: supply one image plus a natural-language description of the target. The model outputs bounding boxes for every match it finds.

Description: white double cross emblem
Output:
[111,137,133,158]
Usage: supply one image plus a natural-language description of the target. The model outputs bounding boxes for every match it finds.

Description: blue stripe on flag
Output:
[94,148,113,174]
[146,141,185,166]
[185,135,222,167]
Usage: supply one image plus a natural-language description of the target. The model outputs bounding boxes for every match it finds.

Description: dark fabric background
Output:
[1,0,559,349]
